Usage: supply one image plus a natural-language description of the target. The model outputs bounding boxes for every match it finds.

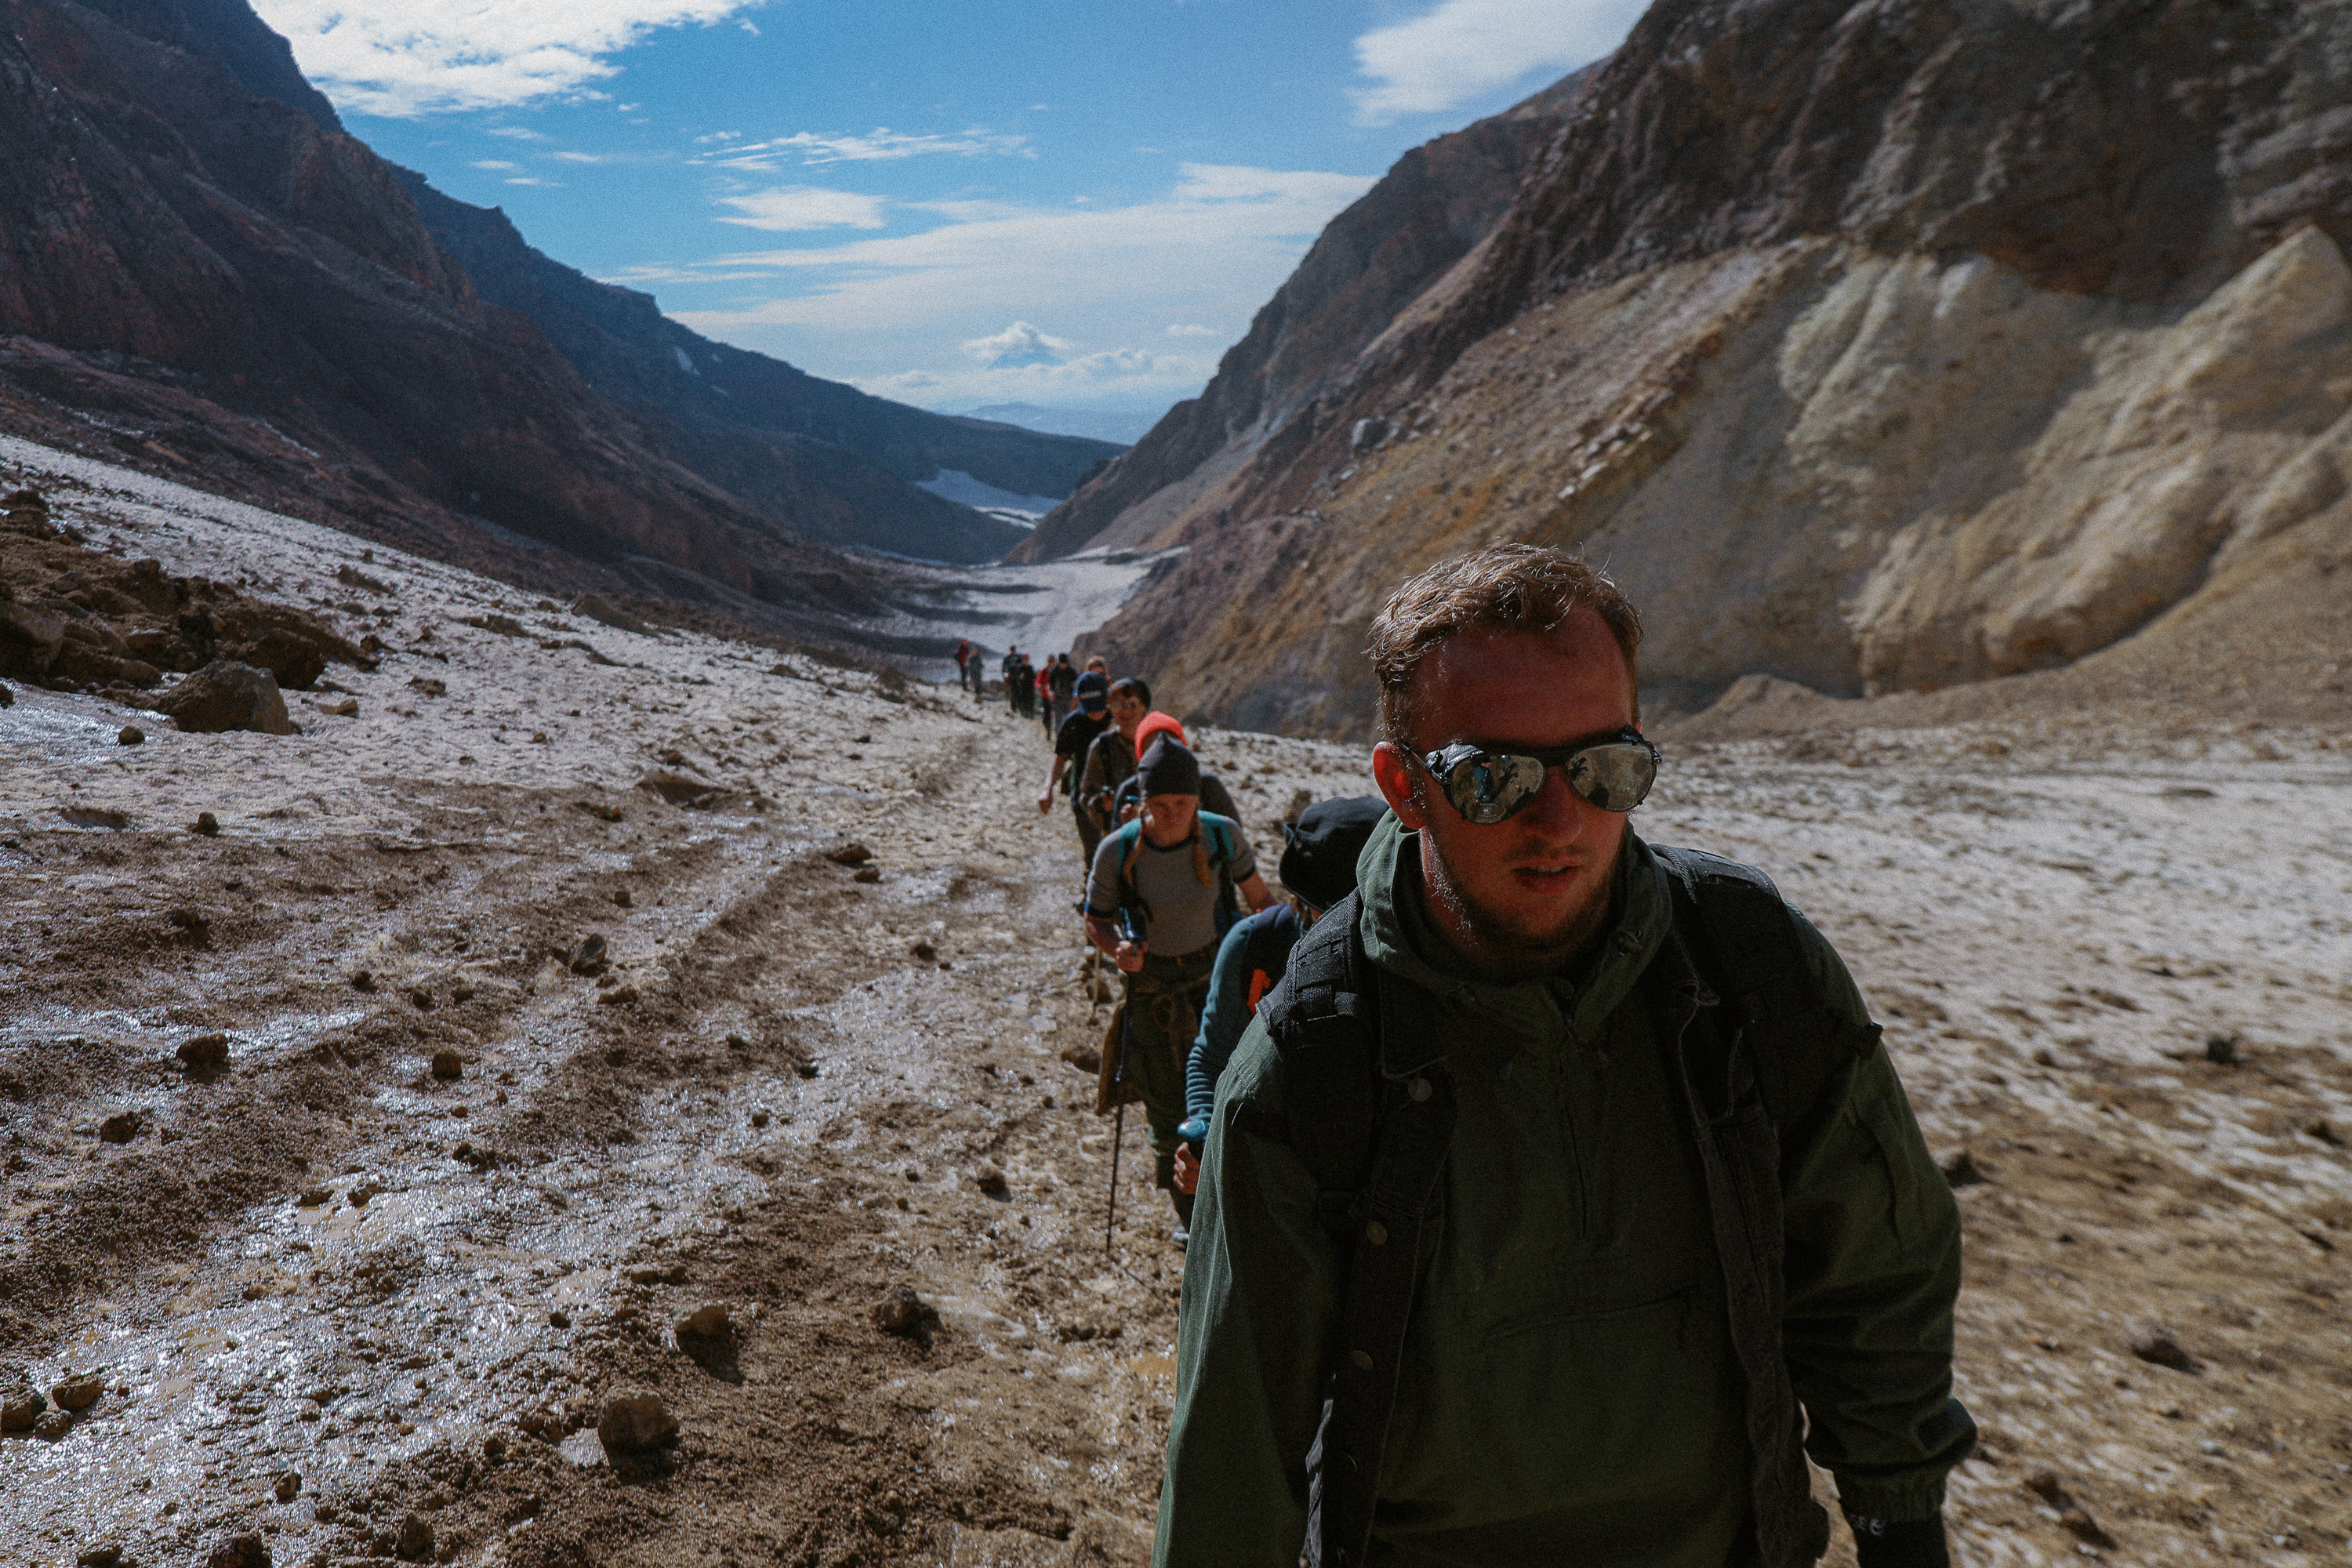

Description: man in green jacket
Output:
[1156,545,1974,1568]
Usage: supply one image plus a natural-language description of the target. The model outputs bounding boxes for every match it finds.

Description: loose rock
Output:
[203,1532,270,1568]
[193,811,220,836]
[75,1547,122,1568]
[1,1383,45,1430]
[596,1387,679,1453]
[396,1511,435,1560]
[272,1470,300,1502]
[350,970,376,992]
[854,866,882,884]
[873,1285,942,1349]
[156,660,297,736]
[1061,1043,1102,1075]
[678,1305,730,1338]
[2025,1471,2117,1548]
[98,1111,141,1144]
[178,1032,230,1069]
[828,843,873,866]
[2204,1032,2240,1065]
[117,724,143,746]
[32,1407,71,1439]
[431,1047,463,1081]
[1939,1149,1990,1188]
[568,933,608,975]
[409,987,434,1011]
[50,1372,103,1411]
[2129,1328,2202,1373]
[974,1165,1011,1199]
[910,938,938,962]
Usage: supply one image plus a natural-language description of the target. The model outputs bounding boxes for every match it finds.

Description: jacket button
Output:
[1409,1077,1432,1102]
[1350,1349,1374,1371]
[1364,1221,1388,1246]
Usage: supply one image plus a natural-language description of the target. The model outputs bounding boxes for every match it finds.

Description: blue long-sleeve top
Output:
[1185,903,1303,1127]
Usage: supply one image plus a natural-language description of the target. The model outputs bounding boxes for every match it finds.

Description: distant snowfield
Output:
[913,467,1063,517]
[877,544,1181,669]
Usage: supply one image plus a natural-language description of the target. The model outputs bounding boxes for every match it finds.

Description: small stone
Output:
[854,866,881,884]
[612,887,633,907]
[2129,1328,2202,1374]
[76,1547,122,1568]
[624,1265,668,1285]
[597,984,639,1006]
[273,1470,301,1502]
[178,1032,230,1069]
[974,1166,1011,1199]
[117,725,144,746]
[483,1433,509,1461]
[750,1107,771,1127]
[873,1285,941,1348]
[431,1047,463,1080]
[194,811,220,836]
[450,983,476,1004]
[910,939,937,963]
[50,1372,103,1411]
[568,933,608,975]
[1060,1043,1102,1075]
[1939,1149,1989,1188]
[677,1304,730,1338]
[203,1533,270,1568]
[409,987,434,1011]
[2204,1033,2240,1065]
[99,1111,141,1143]
[396,1511,435,1560]
[2025,1471,2117,1548]
[827,843,873,866]
[2,1384,46,1430]
[32,1407,71,1439]
[549,1309,571,1329]
[596,1387,678,1454]
[350,970,376,993]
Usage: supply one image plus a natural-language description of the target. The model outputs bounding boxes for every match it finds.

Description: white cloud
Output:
[470,159,520,171]
[552,151,610,164]
[506,176,564,187]
[963,322,1073,369]
[691,128,1032,172]
[485,126,550,141]
[251,0,770,116]
[715,187,889,232]
[1165,323,1218,338]
[1349,0,1641,123]
[653,162,1374,408]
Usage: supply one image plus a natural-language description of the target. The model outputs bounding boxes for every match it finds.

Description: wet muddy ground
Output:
[3,445,2350,1567]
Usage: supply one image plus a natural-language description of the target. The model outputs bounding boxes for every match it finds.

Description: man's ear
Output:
[1371,742,1430,831]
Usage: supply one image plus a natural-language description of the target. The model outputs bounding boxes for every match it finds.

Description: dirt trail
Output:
[2,441,2350,1567]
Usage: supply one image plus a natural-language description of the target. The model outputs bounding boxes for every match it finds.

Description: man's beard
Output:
[1421,836,1619,982]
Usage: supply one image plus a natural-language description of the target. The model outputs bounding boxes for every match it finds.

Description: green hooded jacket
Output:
[1153,817,1974,1567]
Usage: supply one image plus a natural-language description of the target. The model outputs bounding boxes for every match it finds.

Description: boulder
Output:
[156,662,298,736]
[0,601,65,675]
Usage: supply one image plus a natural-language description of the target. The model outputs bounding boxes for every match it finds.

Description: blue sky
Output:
[253,0,1646,422]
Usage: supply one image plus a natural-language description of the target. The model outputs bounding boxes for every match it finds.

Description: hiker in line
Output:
[1112,711,1243,829]
[1156,545,1973,1568]
[1171,795,1386,1202]
[1000,646,1022,713]
[953,638,972,697]
[1040,670,1112,866]
[1084,739,1273,1243]
[1036,657,1056,739]
[1078,677,1150,838]
[1047,652,1077,731]
[1010,651,1036,719]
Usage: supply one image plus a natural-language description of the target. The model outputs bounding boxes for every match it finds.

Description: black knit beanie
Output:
[1136,737,1201,797]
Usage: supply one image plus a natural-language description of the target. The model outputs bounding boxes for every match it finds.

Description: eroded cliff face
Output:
[1065,0,2352,735]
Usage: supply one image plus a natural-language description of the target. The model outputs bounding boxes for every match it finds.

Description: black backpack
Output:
[1239,843,1882,1568]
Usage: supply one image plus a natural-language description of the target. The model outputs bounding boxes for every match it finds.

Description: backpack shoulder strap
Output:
[1649,844,1881,1138]
[1242,892,1456,1568]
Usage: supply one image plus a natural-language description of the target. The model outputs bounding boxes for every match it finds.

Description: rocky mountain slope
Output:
[1049,0,2352,739]
[0,0,1098,669]
[401,177,1123,563]
[1008,71,1588,563]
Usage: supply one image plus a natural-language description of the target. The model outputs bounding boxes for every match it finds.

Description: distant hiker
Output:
[1000,646,1022,713]
[1154,544,1973,1568]
[1113,712,1241,826]
[1040,671,1114,867]
[1036,659,1055,738]
[953,638,975,697]
[1078,677,1150,837]
[1084,739,1272,1241]
[1047,652,1077,729]
[1171,795,1386,1200]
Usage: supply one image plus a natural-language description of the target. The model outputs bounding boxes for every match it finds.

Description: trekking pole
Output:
[1103,911,1139,1258]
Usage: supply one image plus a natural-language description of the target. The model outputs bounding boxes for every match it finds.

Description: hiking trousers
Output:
[1120,942,1218,1189]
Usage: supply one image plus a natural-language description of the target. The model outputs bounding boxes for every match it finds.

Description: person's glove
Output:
[1846,1513,1951,1568]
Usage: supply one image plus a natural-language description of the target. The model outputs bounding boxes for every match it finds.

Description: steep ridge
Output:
[401,177,1125,564]
[1065,0,2352,738]
[1008,72,1586,563]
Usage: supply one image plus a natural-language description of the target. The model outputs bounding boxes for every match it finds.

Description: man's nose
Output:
[1521,766,1592,841]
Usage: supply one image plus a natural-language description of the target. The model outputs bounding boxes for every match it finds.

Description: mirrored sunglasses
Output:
[1414,728,1661,823]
